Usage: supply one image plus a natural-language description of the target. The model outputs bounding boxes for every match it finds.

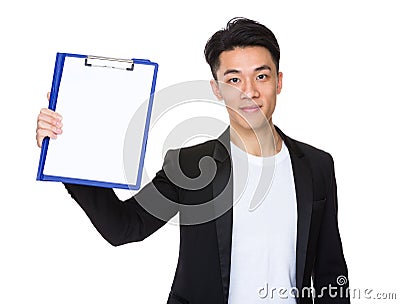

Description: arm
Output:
[313,156,350,304]
[36,105,179,246]
[64,155,179,246]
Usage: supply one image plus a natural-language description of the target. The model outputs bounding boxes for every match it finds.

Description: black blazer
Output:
[64,126,350,304]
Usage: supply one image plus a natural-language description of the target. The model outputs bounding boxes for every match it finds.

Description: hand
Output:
[36,92,63,148]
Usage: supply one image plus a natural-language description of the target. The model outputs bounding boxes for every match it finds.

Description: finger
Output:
[36,129,58,148]
[39,107,62,120]
[37,112,63,130]
[47,92,50,101]
[37,119,63,134]
[38,108,63,124]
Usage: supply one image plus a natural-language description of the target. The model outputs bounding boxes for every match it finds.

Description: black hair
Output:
[204,17,280,80]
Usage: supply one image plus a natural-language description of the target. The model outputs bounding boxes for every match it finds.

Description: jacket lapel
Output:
[275,126,314,291]
[212,126,314,303]
[212,127,233,304]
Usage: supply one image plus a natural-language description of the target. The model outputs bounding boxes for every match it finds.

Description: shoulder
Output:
[288,135,334,166]
[276,125,334,168]
[165,139,216,160]
[162,139,217,178]
[280,130,336,191]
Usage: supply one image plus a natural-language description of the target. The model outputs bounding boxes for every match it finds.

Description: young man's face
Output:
[211,46,283,134]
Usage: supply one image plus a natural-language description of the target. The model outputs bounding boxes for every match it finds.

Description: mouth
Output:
[239,104,262,113]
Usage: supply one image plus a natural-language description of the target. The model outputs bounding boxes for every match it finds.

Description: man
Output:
[36,18,350,304]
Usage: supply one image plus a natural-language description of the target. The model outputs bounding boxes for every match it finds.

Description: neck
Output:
[229,122,282,157]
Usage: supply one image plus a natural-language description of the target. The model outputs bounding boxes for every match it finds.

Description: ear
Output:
[210,79,223,100]
[276,72,283,95]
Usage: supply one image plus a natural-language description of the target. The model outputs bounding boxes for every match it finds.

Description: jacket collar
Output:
[212,125,231,163]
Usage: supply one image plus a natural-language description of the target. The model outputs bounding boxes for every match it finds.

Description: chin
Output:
[231,120,271,134]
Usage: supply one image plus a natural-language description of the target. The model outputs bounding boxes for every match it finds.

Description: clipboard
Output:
[36,52,158,190]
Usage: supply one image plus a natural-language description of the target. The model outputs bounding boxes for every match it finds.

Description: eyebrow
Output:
[255,65,272,72]
[223,65,272,76]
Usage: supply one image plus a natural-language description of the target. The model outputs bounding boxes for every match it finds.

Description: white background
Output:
[1,0,399,303]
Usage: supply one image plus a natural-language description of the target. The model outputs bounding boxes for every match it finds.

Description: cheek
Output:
[261,86,278,104]
[261,82,277,94]
[219,83,242,106]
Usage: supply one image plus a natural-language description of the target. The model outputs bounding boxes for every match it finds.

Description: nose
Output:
[240,78,259,100]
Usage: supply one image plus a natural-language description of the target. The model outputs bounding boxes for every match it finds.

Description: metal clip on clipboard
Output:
[85,55,134,71]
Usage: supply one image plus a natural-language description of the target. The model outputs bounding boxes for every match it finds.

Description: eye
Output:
[256,74,269,80]
[229,77,240,84]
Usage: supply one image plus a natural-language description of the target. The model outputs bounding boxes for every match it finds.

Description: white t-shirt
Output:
[228,140,298,304]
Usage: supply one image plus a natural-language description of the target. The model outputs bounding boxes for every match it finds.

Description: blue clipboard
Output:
[36,52,158,190]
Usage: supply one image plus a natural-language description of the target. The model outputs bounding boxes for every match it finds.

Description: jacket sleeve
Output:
[313,155,350,304]
[64,150,180,246]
